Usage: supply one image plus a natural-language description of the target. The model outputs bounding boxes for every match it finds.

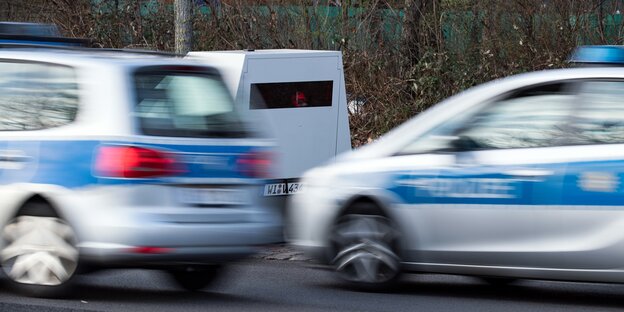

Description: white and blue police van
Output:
[289,45,624,290]
[187,50,352,213]
[0,23,281,296]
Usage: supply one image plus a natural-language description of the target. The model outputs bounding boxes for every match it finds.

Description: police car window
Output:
[397,83,575,154]
[456,91,575,150]
[0,62,78,131]
[571,81,624,145]
[397,106,482,155]
[134,68,247,138]
[250,81,333,109]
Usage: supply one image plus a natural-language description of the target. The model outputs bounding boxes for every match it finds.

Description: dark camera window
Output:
[250,81,333,109]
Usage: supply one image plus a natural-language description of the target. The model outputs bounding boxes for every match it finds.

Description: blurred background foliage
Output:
[1,0,623,146]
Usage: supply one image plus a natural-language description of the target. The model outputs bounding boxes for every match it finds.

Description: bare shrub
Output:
[2,0,623,146]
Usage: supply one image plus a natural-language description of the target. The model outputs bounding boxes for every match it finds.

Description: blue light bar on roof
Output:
[569,45,624,64]
[0,38,85,47]
[0,22,89,48]
[0,22,60,37]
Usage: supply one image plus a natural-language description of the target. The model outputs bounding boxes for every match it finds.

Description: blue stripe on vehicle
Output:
[389,158,624,206]
[0,140,261,188]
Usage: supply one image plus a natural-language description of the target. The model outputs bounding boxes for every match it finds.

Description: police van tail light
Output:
[95,146,185,178]
[236,151,272,179]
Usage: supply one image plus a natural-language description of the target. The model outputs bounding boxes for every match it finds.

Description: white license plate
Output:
[286,182,303,194]
[178,188,249,206]
[263,182,303,196]
[264,183,287,196]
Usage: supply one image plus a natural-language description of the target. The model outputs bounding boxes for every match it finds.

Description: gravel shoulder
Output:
[252,244,313,261]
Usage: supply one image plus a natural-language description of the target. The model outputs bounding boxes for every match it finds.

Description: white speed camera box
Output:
[188,49,351,196]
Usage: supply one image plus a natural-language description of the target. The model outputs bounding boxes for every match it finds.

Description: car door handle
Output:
[503,169,553,177]
[0,156,27,162]
[0,151,29,162]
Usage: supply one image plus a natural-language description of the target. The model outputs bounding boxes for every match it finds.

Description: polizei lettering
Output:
[400,178,517,199]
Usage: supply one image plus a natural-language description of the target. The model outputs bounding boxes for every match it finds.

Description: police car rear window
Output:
[133,67,247,138]
[249,81,333,109]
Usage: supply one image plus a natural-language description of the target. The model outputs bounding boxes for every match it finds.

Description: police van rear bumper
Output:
[76,221,283,266]
[55,184,284,265]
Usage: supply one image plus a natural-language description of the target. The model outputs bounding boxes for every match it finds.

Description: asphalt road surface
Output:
[2,259,624,312]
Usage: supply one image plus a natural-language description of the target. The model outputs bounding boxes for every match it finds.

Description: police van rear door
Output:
[122,65,271,209]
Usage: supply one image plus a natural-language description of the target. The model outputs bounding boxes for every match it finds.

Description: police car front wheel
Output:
[330,212,401,290]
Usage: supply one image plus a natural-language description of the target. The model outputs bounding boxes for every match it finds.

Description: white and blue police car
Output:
[289,45,624,289]
[0,23,281,296]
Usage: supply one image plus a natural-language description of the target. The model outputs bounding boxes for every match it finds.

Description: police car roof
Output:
[0,46,199,69]
[0,29,178,66]
[0,21,207,69]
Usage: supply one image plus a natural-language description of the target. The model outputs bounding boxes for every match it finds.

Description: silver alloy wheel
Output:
[1,216,78,286]
[330,214,400,284]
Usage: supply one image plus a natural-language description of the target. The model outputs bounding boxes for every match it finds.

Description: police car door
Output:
[423,82,577,268]
[539,80,624,270]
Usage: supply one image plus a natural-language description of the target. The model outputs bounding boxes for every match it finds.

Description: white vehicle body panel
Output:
[188,50,351,181]
[289,66,624,283]
[0,48,282,266]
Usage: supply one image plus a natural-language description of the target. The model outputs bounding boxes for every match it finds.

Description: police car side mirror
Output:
[394,135,481,156]
[424,135,467,153]
[449,135,481,152]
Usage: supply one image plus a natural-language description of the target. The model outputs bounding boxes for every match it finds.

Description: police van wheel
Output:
[168,265,221,291]
[330,212,401,290]
[1,203,79,297]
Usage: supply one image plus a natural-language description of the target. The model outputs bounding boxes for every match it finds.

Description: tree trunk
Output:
[175,0,192,54]
[404,0,440,65]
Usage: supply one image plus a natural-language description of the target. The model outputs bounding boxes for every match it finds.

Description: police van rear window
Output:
[133,66,247,138]
[250,81,333,109]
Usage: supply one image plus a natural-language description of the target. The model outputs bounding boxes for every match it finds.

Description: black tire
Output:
[329,204,402,291]
[1,201,79,297]
[168,265,222,291]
